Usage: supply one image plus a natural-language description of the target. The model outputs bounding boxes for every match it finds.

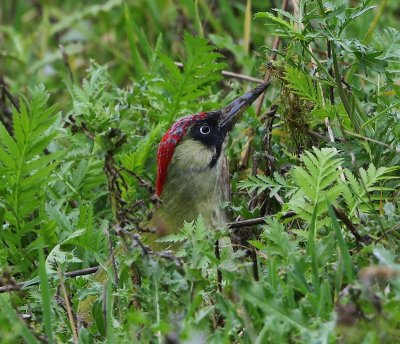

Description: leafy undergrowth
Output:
[1,1,400,343]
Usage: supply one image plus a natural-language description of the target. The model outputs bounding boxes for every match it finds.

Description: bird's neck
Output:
[156,140,229,233]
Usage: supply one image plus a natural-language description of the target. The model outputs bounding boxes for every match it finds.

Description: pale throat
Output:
[157,138,227,229]
[171,139,217,172]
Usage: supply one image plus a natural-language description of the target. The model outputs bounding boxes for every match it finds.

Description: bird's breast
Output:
[153,142,229,233]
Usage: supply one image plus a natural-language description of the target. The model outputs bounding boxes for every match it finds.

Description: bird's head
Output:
[156,82,271,196]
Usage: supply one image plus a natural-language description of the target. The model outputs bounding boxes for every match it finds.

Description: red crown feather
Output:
[156,112,207,196]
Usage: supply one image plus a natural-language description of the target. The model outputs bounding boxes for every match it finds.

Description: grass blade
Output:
[105,281,114,343]
[327,202,355,282]
[39,248,54,344]
[243,0,251,54]
[307,205,320,293]
[194,0,204,37]
[124,3,145,78]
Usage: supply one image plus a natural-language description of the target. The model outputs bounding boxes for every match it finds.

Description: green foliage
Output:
[342,164,399,217]
[158,32,226,122]
[283,66,324,107]
[254,10,302,40]
[0,294,41,344]
[290,147,344,223]
[238,171,297,201]
[0,85,61,273]
[1,0,400,343]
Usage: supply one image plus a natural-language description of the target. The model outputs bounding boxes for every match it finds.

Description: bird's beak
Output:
[219,82,271,132]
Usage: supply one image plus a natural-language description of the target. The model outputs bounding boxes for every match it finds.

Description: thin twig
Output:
[0,284,21,293]
[106,226,119,287]
[0,267,101,293]
[220,70,264,83]
[333,206,370,245]
[332,49,354,126]
[238,133,253,169]
[59,45,74,83]
[260,105,279,216]
[246,155,261,280]
[120,167,155,194]
[66,266,99,278]
[247,155,260,210]
[0,75,18,134]
[102,284,108,337]
[56,265,79,343]
[250,249,259,281]
[376,222,400,243]
[344,130,399,153]
[105,149,127,226]
[228,211,296,230]
[174,62,263,83]
[364,0,388,44]
[117,226,182,266]
[0,76,19,111]
[327,40,335,105]
[307,129,329,142]
[214,240,222,292]
[228,217,266,229]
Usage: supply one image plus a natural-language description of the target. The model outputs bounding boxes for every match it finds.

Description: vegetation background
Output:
[0,0,400,343]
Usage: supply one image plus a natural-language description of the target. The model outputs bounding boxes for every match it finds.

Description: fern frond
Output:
[158,32,226,122]
[254,11,301,40]
[293,147,343,205]
[238,172,295,200]
[119,123,164,174]
[288,147,344,224]
[343,164,399,216]
[0,85,61,272]
[261,217,298,260]
[238,175,279,195]
[283,66,324,107]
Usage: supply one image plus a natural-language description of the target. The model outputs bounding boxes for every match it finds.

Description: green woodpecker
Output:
[78,82,270,320]
[148,82,270,239]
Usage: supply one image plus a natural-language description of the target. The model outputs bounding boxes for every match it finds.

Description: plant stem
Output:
[331,48,354,126]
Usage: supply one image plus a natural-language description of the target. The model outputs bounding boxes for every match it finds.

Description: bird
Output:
[78,82,270,320]
[147,81,271,241]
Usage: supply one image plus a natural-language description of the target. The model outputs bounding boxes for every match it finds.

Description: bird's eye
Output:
[200,125,211,135]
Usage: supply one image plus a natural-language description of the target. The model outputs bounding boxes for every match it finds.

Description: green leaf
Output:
[0,121,20,159]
